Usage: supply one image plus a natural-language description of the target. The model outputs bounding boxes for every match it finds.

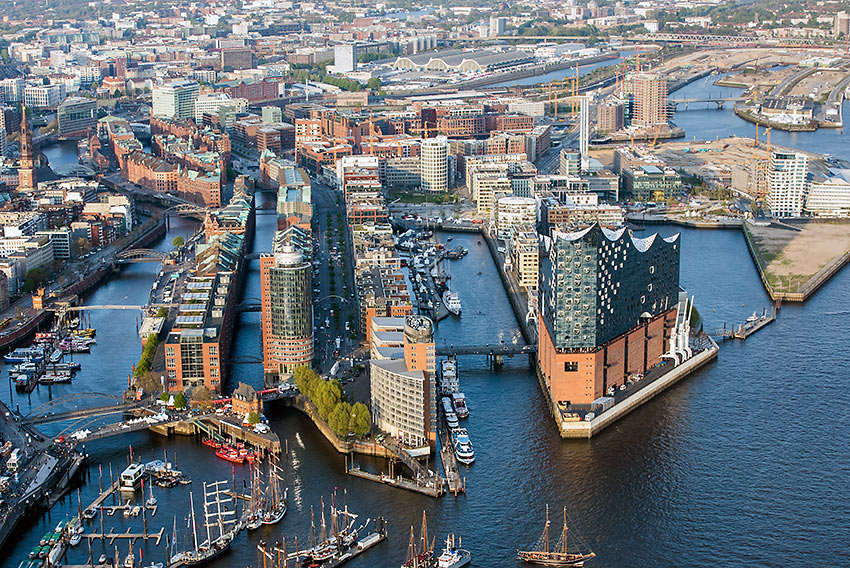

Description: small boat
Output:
[69,533,82,546]
[4,347,45,364]
[98,554,108,565]
[123,505,133,517]
[39,533,51,546]
[29,546,42,559]
[452,429,474,465]
[39,373,73,385]
[131,506,141,517]
[83,507,97,520]
[146,480,157,507]
[451,393,469,419]
[49,350,63,363]
[517,506,596,566]
[215,447,245,464]
[201,438,221,449]
[437,534,471,568]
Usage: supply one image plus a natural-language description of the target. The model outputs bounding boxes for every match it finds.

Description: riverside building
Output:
[370,315,436,453]
[537,224,680,408]
[260,243,314,376]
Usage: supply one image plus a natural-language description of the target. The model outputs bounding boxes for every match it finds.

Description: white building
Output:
[495,196,537,239]
[766,151,808,217]
[24,85,64,108]
[333,44,358,74]
[193,92,247,122]
[805,170,850,217]
[420,136,448,193]
[152,80,200,119]
[0,78,25,102]
[489,16,507,37]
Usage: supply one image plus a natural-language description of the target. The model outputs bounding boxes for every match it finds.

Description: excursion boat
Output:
[436,534,471,568]
[442,291,462,316]
[440,359,459,395]
[39,374,73,385]
[517,506,595,566]
[451,429,474,465]
[120,463,145,491]
[451,393,469,419]
[441,397,458,429]
[4,347,45,364]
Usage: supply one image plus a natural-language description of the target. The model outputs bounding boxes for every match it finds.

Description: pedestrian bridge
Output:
[436,343,536,357]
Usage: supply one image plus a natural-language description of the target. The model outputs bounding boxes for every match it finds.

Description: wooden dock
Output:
[100,504,157,517]
[712,307,776,341]
[258,517,387,568]
[438,427,465,496]
[347,467,443,498]
[82,527,165,545]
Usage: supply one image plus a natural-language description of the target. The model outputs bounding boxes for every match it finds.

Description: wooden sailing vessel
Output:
[170,481,239,567]
[402,511,437,568]
[517,506,595,567]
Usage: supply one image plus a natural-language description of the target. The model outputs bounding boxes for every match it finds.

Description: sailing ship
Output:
[295,495,364,565]
[261,456,287,525]
[517,506,595,566]
[402,512,437,568]
[169,481,238,567]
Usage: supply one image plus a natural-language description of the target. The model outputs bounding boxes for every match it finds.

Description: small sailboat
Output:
[146,480,157,507]
[517,506,595,566]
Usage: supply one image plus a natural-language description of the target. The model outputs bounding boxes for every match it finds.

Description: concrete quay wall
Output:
[552,341,719,439]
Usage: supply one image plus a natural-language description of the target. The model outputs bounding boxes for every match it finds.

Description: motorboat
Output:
[437,534,471,568]
[442,397,458,429]
[452,429,474,465]
[83,507,97,520]
[451,393,469,419]
[4,347,45,364]
[98,554,108,564]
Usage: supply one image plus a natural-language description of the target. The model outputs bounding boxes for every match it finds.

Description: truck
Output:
[335,337,342,349]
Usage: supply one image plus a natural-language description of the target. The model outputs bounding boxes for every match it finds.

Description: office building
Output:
[495,196,536,239]
[489,16,507,37]
[262,106,283,125]
[23,85,63,108]
[57,97,97,136]
[509,228,539,289]
[766,151,808,217]
[560,150,581,176]
[193,92,246,122]
[334,44,358,74]
[370,315,436,452]
[538,224,680,407]
[632,73,668,128]
[260,244,313,375]
[152,80,200,119]
[597,100,625,133]
[805,170,850,217]
[420,136,448,193]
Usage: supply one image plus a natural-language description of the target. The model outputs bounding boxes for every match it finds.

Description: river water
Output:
[2,69,850,566]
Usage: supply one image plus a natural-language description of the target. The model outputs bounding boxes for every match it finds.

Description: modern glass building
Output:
[538,224,680,406]
[260,244,313,375]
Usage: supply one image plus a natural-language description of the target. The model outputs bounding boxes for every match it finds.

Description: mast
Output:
[203,482,212,546]
[420,511,428,555]
[190,492,198,553]
[562,507,568,555]
[545,504,550,554]
[320,497,327,543]
[310,506,316,548]
[407,526,416,565]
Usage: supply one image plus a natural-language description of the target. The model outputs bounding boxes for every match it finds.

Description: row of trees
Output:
[293,366,371,438]
[133,335,158,378]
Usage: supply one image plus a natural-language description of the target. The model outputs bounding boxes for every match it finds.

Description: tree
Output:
[349,402,371,437]
[327,402,351,436]
[173,392,187,409]
[160,392,170,402]
[73,237,92,257]
[135,370,163,395]
[247,411,262,425]
[172,236,185,247]
[156,307,169,317]
[192,385,213,405]
[314,380,341,419]
[366,77,382,91]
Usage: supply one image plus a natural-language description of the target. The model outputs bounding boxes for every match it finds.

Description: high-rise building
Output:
[489,16,507,37]
[260,243,313,375]
[632,73,668,128]
[334,44,358,74]
[538,224,680,406]
[597,100,625,134]
[370,315,436,450]
[18,106,36,191]
[152,80,200,119]
[766,151,808,217]
[579,96,590,171]
[57,97,97,136]
[835,11,850,37]
[193,93,247,122]
[0,110,7,158]
[420,136,448,193]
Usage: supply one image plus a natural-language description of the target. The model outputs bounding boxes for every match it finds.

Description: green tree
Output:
[366,77,382,90]
[314,380,341,419]
[156,307,169,317]
[247,411,262,425]
[327,402,351,436]
[23,268,48,293]
[349,402,371,437]
[73,237,92,257]
[135,370,163,395]
[160,392,170,402]
[173,392,187,409]
[172,236,185,247]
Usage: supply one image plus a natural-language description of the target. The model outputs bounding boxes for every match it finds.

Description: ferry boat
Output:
[451,393,469,419]
[451,429,474,465]
[441,398,459,429]
[4,347,45,364]
[442,291,461,316]
[14,374,37,391]
[437,534,471,568]
[517,506,595,566]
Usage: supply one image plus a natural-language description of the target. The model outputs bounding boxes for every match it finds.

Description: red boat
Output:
[202,438,221,449]
[215,447,245,464]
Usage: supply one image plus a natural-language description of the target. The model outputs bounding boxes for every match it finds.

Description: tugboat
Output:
[437,534,471,568]
[517,506,595,566]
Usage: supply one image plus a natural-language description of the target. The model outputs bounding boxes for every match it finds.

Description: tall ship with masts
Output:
[170,481,239,567]
[517,506,595,566]
[261,455,287,525]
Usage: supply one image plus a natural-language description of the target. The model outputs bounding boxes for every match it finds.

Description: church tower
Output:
[18,106,36,191]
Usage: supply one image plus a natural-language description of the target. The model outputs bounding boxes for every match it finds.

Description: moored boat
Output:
[451,429,474,465]
[451,393,469,419]
[442,291,461,316]
[436,534,471,568]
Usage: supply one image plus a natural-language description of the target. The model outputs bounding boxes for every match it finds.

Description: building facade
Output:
[152,80,200,119]
[766,151,808,217]
[538,224,680,406]
[420,136,448,193]
[57,97,97,136]
[260,244,313,375]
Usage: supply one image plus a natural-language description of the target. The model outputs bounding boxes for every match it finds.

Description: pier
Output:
[257,517,387,568]
[711,307,776,340]
[81,527,165,546]
[437,426,465,496]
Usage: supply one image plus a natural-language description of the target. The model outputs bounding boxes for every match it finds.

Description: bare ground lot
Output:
[747,222,850,290]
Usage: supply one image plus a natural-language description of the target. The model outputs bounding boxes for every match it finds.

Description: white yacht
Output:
[437,534,471,568]
[442,397,459,429]
[442,291,461,316]
[452,429,474,465]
